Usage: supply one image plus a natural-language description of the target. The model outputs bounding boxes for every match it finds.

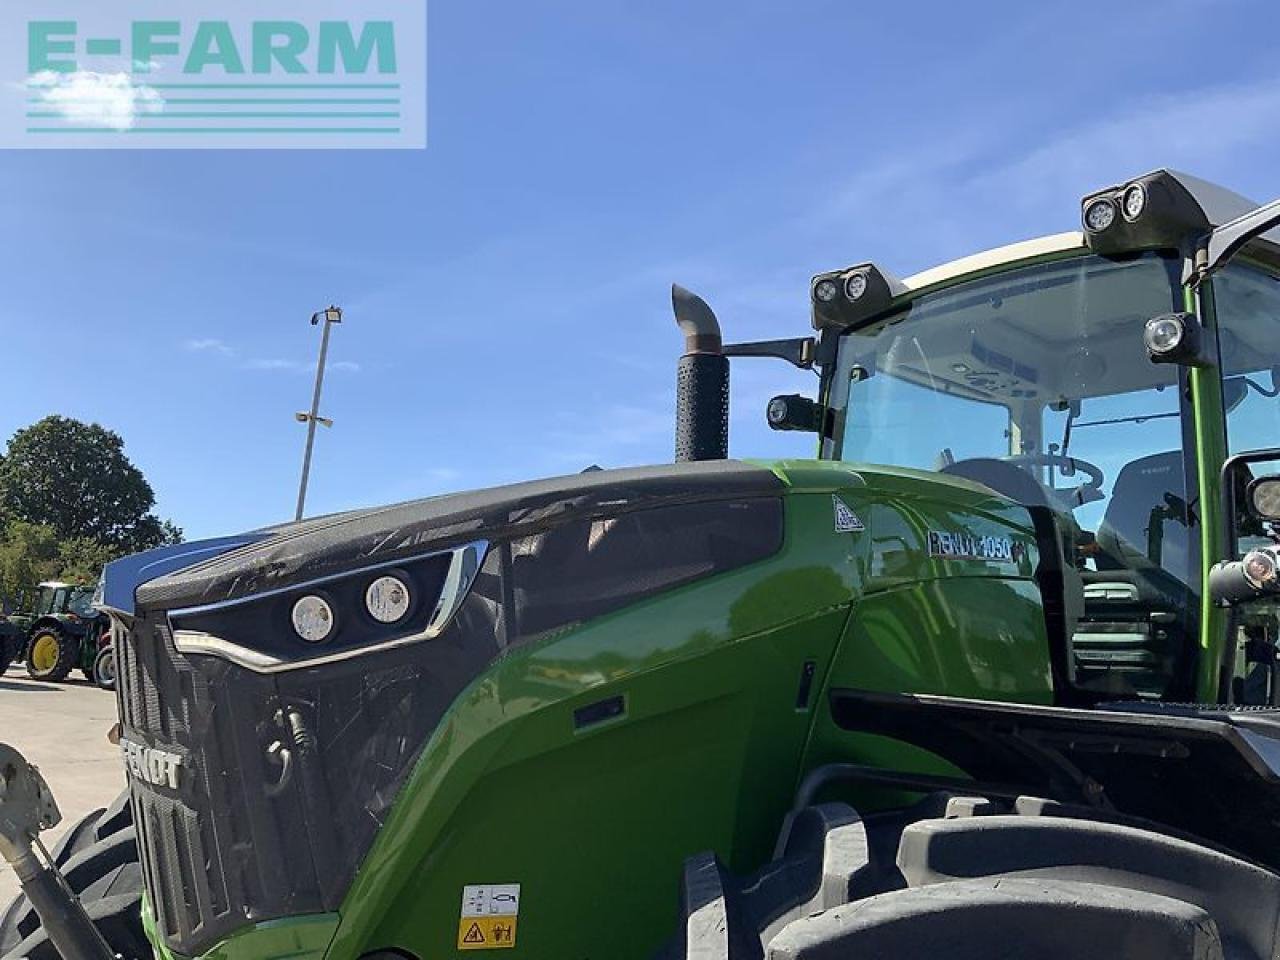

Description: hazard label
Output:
[458,884,520,951]
[832,494,865,533]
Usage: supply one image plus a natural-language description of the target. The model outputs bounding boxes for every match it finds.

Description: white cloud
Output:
[827,74,1280,248]
[25,70,164,131]
[242,358,305,372]
[184,338,234,356]
[966,76,1280,215]
[242,357,360,374]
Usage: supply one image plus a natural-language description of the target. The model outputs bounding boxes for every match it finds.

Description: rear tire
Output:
[92,645,116,691]
[662,795,1279,960]
[24,628,77,682]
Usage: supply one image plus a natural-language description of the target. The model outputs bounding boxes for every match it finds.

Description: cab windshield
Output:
[68,588,96,618]
[831,252,1194,700]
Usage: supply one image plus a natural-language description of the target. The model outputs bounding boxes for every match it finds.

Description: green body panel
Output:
[156,462,1054,960]
[1189,280,1230,701]
[143,901,338,960]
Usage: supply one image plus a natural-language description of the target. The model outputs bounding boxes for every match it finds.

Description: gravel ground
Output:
[0,664,124,906]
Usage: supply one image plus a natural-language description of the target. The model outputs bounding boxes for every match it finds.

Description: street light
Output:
[294,305,343,522]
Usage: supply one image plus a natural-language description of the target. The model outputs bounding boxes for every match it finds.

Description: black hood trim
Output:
[138,460,782,611]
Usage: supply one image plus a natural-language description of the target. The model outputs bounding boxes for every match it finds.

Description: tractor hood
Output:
[132,459,782,613]
[105,456,1042,957]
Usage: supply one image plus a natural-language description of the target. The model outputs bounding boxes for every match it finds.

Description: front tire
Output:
[24,628,77,682]
[92,645,116,691]
[0,791,143,960]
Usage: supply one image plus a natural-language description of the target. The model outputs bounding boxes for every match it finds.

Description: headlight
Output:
[365,575,411,624]
[1083,198,1117,233]
[291,595,335,643]
[1121,183,1147,221]
[169,541,488,674]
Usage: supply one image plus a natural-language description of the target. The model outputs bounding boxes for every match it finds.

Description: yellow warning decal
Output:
[457,916,518,950]
[458,883,520,951]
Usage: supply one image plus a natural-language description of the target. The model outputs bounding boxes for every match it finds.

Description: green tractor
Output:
[0,609,25,675]
[19,581,114,687]
[5,168,1280,960]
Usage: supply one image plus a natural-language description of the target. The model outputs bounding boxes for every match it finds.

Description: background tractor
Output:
[4,168,1280,960]
[19,581,113,687]
[0,613,23,674]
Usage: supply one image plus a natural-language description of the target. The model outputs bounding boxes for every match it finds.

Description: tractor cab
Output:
[778,170,1280,707]
[31,581,94,619]
[23,581,110,684]
[823,247,1199,702]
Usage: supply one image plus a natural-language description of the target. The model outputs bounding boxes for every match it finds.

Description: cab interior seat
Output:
[1075,451,1195,700]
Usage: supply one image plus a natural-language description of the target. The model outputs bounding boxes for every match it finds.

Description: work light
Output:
[366,575,412,624]
[1122,183,1147,221]
[1143,311,1208,367]
[1083,198,1117,233]
[810,262,906,331]
[291,595,335,643]
[1243,548,1279,591]
[1144,314,1185,356]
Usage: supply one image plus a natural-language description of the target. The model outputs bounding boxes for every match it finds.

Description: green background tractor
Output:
[0,612,24,674]
[19,581,113,686]
[5,168,1280,960]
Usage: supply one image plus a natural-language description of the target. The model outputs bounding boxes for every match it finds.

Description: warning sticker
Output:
[832,494,865,533]
[458,884,520,951]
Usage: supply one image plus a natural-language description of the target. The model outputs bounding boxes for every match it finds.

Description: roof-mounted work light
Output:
[1080,169,1264,257]
[810,262,907,331]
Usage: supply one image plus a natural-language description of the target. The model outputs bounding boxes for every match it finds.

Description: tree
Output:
[0,521,60,603]
[0,416,182,552]
[54,536,119,586]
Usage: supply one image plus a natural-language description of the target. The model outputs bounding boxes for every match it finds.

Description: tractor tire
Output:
[24,628,77,682]
[661,795,1280,960]
[0,791,139,960]
[92,645,116,691]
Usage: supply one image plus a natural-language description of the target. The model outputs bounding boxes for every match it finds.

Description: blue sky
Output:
[2,0,1278,540]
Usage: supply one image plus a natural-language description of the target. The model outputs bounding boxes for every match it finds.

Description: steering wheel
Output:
[1006,453,1105,509]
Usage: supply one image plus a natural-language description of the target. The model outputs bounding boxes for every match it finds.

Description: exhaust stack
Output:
[672,284,729,462]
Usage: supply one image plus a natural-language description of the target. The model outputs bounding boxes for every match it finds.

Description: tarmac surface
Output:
[0,665,124,906]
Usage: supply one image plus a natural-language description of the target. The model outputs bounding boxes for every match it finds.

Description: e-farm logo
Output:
[0,1,426,149]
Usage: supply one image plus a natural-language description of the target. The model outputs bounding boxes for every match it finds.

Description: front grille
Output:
[117,569,508,956]
[117,617,323,955]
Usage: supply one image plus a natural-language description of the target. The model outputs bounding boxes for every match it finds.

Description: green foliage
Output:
[0,416,184,601]
[0,415,182,552]
[0,521,60,603]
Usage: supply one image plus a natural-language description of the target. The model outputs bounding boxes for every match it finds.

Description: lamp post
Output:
[294,305,343,522]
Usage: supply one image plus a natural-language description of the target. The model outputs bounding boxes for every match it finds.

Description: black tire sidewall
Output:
[93,646,116,690]
[25,628,77,681]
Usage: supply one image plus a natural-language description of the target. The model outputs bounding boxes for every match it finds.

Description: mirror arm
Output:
[1186,196,1280,284]
[723,337,815,370]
